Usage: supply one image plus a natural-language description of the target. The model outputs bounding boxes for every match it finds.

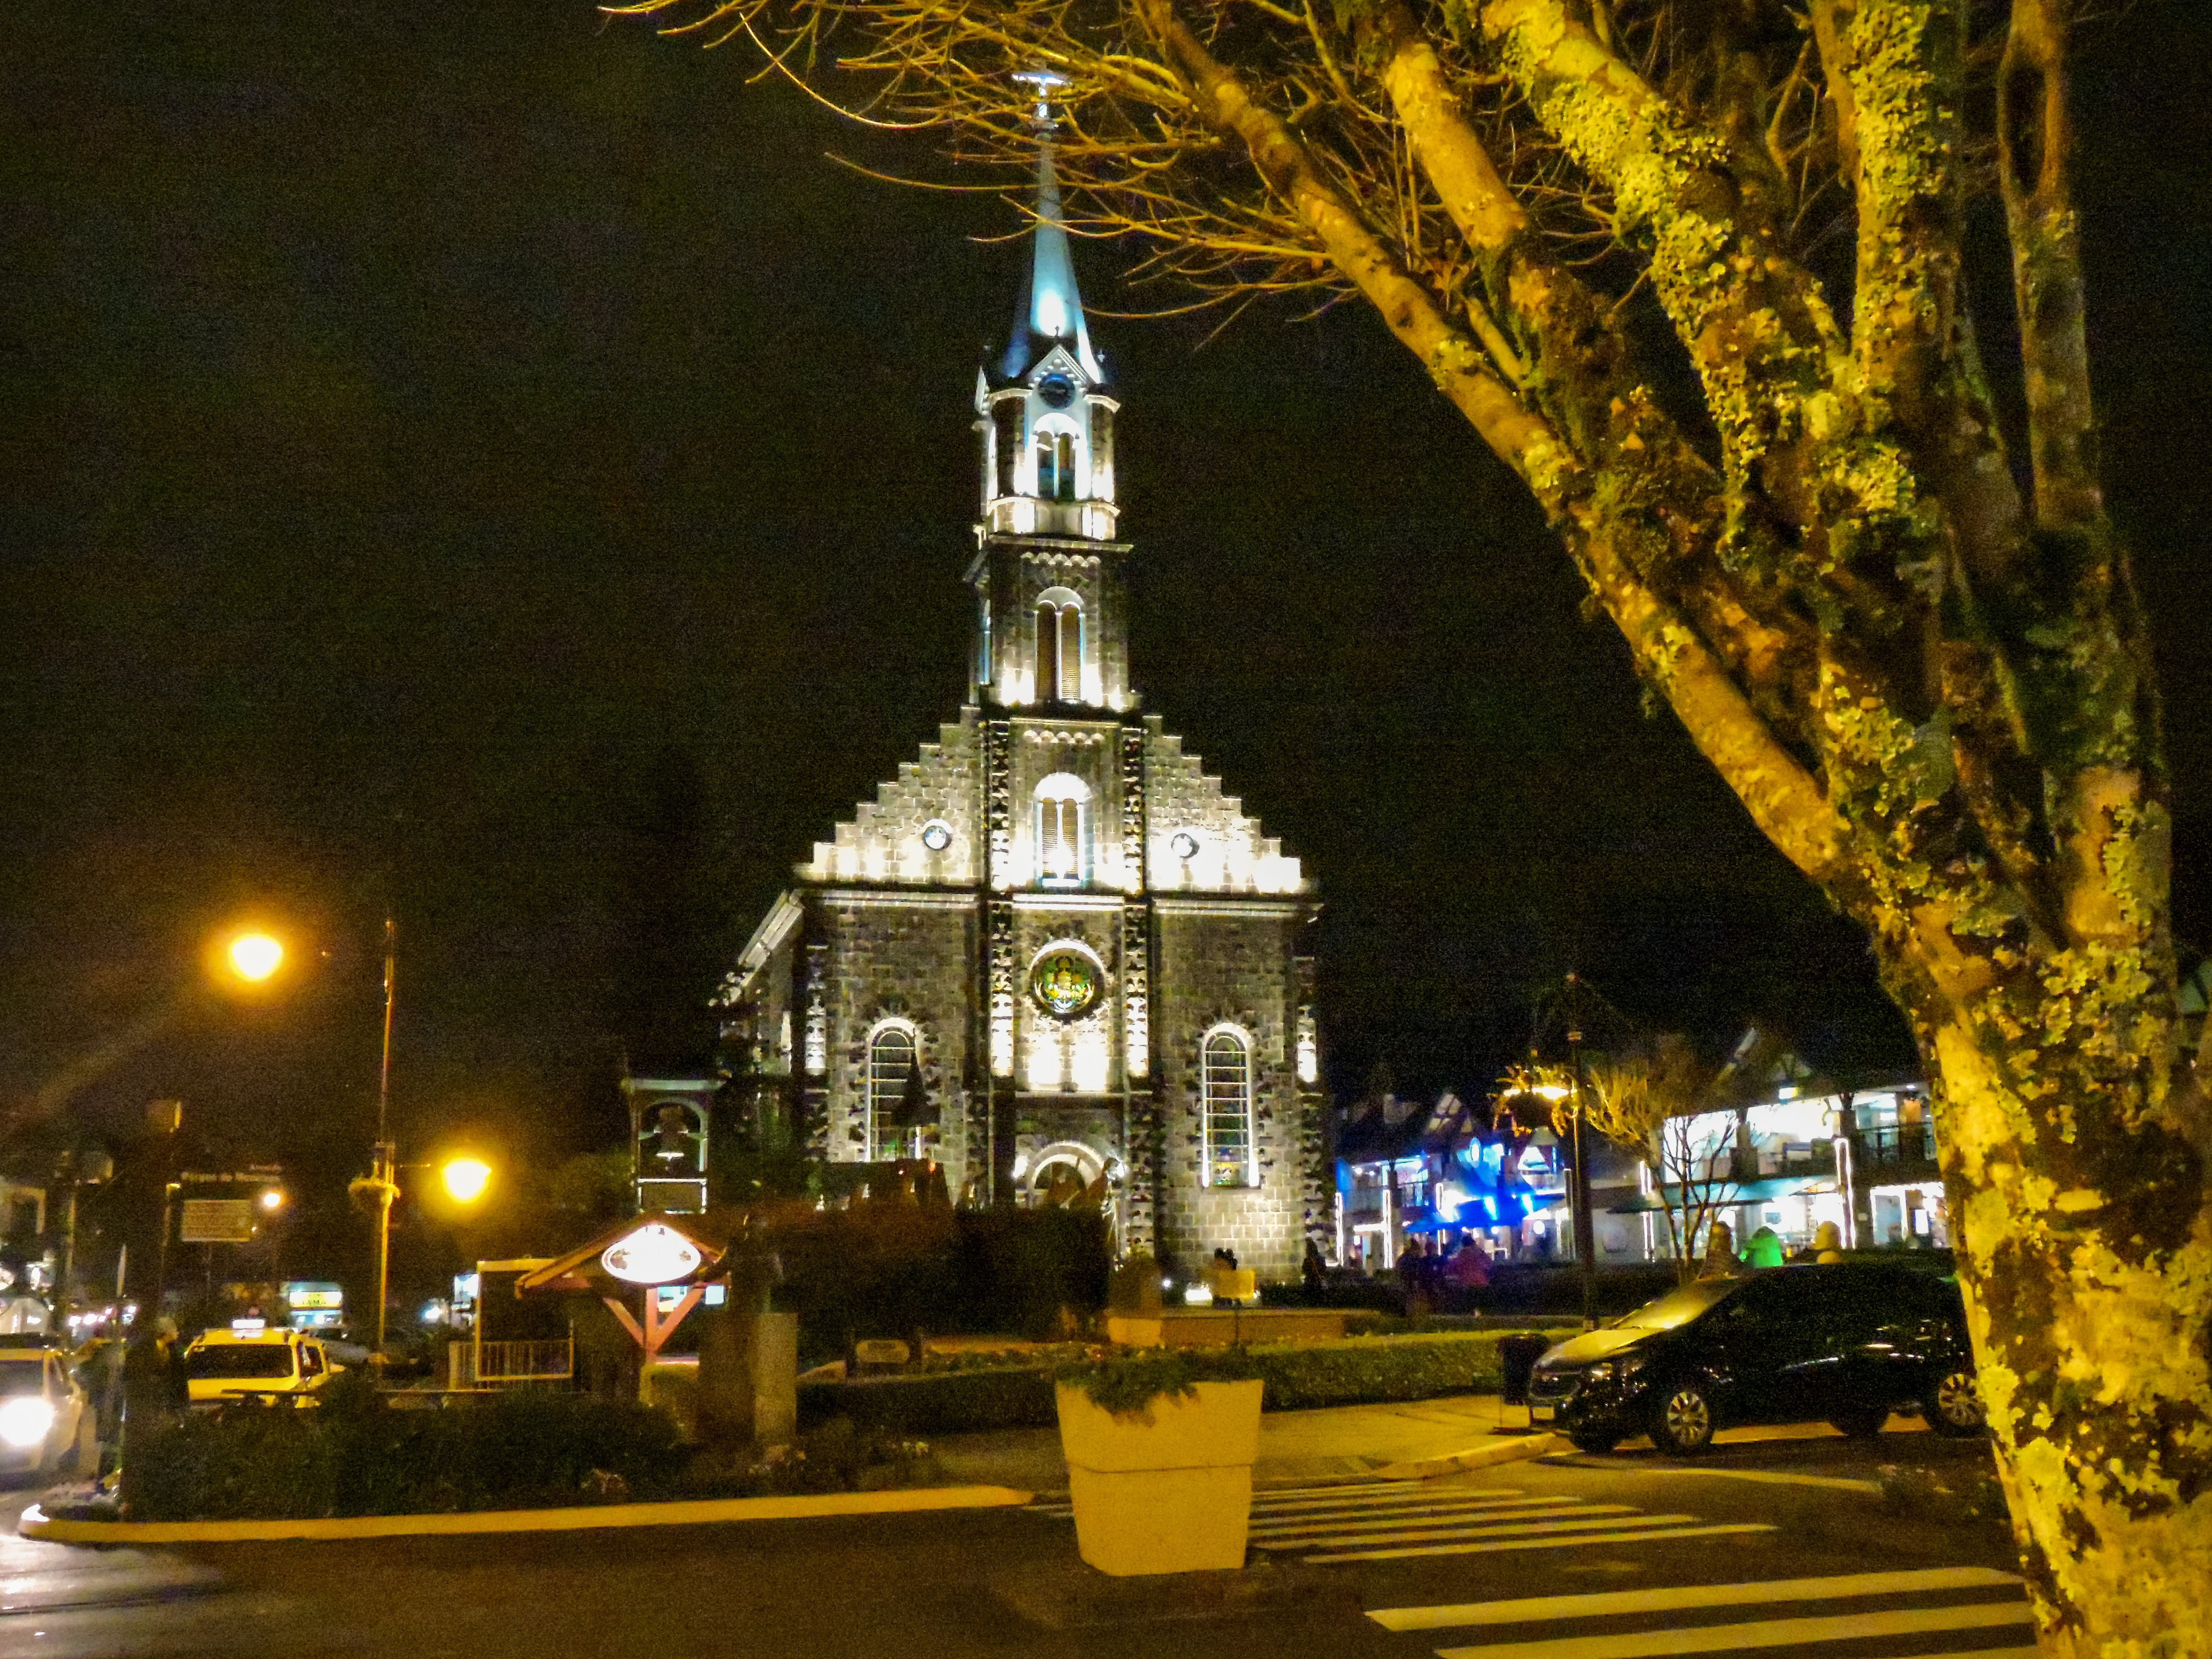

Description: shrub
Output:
[791,1329,1580,1434]
[761,1202,1111,1356]
[1055,1347,1261,1415]
[124,1381,686,1522]
[1247,1330,1574,1410]
[798,1366,1058,1433]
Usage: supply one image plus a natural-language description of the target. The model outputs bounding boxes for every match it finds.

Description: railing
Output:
[1758,1143,1838,1177]
[1861,1123,1939,1167]
[476,1338,575,1384]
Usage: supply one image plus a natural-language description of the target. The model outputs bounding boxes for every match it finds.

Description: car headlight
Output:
[1619,1352,1648,1378]
[1584,1361,1614,1383]
[0,1397,57,1449]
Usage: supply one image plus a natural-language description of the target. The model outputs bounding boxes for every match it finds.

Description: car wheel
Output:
[1827,1407,1889,1439]
[1649,1382,1716,1455]
[1924,1368,1986,1437]
[1566,1428,1621,1455]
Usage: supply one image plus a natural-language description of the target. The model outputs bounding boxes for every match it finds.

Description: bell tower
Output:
[970,76,1131,713]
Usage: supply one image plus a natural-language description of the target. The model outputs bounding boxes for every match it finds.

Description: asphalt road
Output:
[0,1430,2019,1659]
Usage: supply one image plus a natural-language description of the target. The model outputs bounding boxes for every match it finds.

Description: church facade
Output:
[718,156,1326,1278]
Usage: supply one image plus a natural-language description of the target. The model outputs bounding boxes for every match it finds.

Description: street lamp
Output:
[225,932,284,984]
[442,1159,492,1204]
[349,1150,492,1360]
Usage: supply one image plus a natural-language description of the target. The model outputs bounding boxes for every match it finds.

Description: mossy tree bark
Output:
[634,0,2210,1646]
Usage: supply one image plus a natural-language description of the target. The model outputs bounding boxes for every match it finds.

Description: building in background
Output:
[1331,1045,1950,1273]
[715,135,1327,1280]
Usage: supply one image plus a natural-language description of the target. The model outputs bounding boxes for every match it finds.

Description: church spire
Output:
[1000,78,1103,386]
[973,72,1120,547]
[970,77,1129,710]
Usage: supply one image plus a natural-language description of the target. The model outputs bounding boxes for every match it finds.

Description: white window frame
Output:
[865,1020,924,1161]
[1033,772,1091,887]
[1200,1024,1257,1189]
[1034,587,1083,704]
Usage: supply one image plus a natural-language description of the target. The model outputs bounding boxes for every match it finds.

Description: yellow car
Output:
[183,1329,343,1407]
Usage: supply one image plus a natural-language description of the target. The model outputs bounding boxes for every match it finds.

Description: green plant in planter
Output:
[1055,1346,1261,1417]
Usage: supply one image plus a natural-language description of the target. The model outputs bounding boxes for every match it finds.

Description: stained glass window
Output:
[1202,1030,1254,1188]
[868,1025,921,1161]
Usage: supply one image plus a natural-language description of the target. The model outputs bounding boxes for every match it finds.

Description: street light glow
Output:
[260,1189,286,1211]
[227,932,285,983]
[442,1158,492,1203]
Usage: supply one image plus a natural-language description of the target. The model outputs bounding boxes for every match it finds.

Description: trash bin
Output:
[1498,1334,1550,1407]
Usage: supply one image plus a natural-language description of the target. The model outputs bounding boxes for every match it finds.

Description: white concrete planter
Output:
[1054,1379,1263,1575]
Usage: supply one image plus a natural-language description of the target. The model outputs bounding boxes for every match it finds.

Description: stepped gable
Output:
[801,714,982,886]
[1142,715,1306,896]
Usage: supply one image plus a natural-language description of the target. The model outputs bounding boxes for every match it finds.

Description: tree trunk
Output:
[1900,952,2212,1656]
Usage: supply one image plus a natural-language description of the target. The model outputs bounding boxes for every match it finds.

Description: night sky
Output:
[3,0,2207,1272]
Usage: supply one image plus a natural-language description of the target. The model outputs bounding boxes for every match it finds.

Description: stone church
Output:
[717,149,1326,1278]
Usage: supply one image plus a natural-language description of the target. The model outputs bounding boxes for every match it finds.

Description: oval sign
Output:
[601,1223,704,1286]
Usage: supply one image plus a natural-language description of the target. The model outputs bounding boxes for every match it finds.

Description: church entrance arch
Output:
[1025,1140,1104,1203]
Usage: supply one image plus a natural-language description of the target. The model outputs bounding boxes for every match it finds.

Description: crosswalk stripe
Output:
[1252,1503,1630,1543]
[1305,1522,1776,1563]
[1432,1600,2035,1659]
[1250,1496,1582,1528]
[1370,1567,2024,1631]
[1247,1495,1522,1522]
[1252,1480,1427,1499]
[1263,1510,1688,1552]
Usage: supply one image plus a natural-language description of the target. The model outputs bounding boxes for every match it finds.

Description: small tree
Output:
[1581,1040,1740,1283]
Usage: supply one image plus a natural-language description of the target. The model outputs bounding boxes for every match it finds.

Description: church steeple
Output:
[1000,133,1103,387]
[970,79,1129,711]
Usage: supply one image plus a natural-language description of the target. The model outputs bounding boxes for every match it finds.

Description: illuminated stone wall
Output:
[1149,905,1310,1280]
[813,894,984,1192]
[1142,719,1306,895]
[800,717,982,886]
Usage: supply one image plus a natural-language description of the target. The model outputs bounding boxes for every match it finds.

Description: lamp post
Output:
[1564,1024,1598,1330]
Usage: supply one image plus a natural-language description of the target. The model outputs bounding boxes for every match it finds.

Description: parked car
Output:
[0,1345,99,1479]
[183,1328,344,1407]
[1527,1262,1985,1454]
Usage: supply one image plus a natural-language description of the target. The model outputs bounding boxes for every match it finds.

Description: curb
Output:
[19,1484,1034,1545]
[1371,1433,1563,1479]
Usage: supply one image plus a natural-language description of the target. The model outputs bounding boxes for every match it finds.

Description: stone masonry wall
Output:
[1151,908,1308,1281]
[816,897,981,1194]
[1142,719,1304,895]
[803,715,982,886]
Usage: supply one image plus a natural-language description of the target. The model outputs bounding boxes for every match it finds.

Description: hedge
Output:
[761,1203,1112,1355]
[126,1379,688,1521]
[121,1375,939,1522]
[797,1329,1580,1434]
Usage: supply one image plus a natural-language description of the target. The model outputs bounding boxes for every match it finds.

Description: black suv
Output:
[1527,1262,1985,1454]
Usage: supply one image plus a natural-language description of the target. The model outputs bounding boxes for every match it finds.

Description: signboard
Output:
[601,1223,704,1286]
[180,1198,255,1244]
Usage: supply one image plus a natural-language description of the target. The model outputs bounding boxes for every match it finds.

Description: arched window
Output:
[1201,1029,1255,1188]
[1035,600,1081,703]
[866,1024,924,1161]
[1034,428,1078,500]
[1034,773,1091,887]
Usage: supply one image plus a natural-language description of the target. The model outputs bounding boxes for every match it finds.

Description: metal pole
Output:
[1566,985,1597,1328]
[374,917,398,1363]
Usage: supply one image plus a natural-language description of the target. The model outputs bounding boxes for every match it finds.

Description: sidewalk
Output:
[931,1393,1548,1491]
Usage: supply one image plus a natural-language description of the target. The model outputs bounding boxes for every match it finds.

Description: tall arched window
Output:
[1034,428,1077,500]
[866,1023,923,1161]
[1201,1029,1255,1188]
[1035,600,1081,703]
[1034,773,1091,887]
